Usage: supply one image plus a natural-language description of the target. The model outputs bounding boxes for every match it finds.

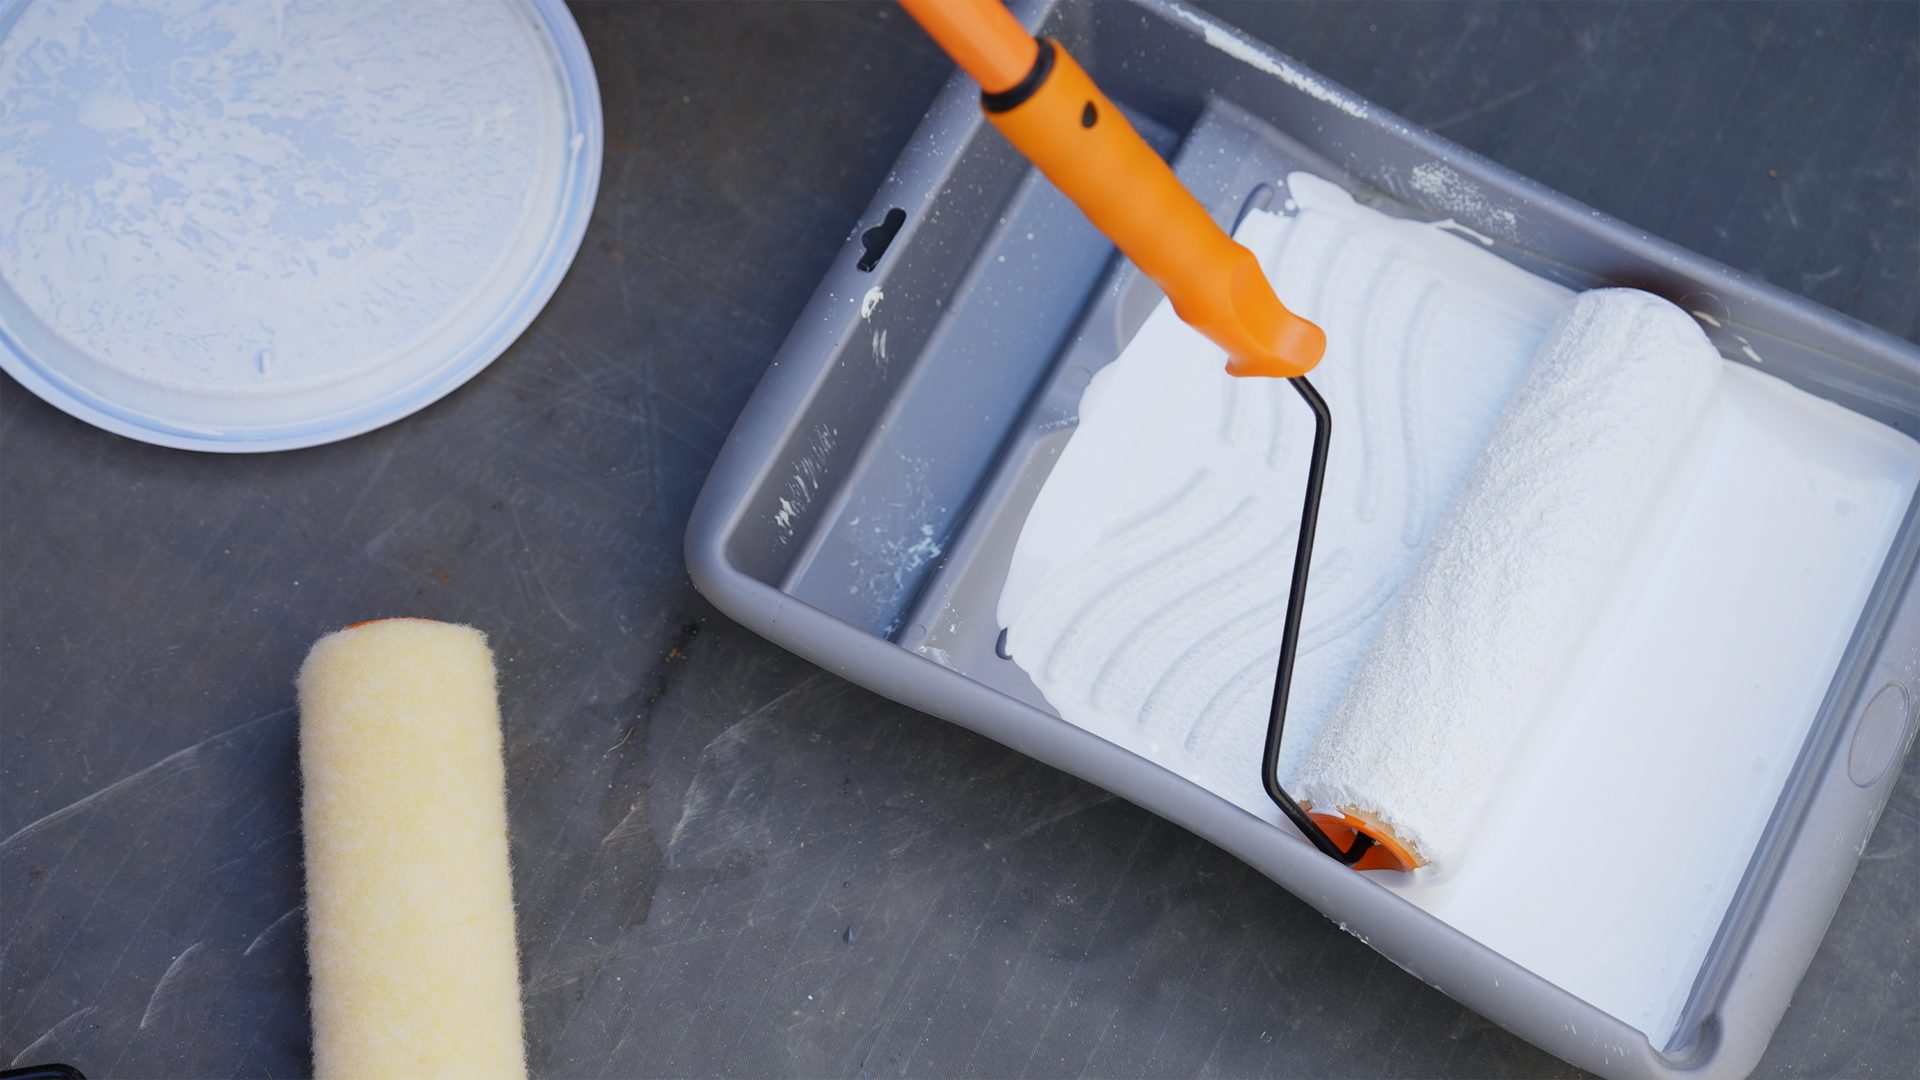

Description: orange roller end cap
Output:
[341,616,436,631]
[1309,810,1423,872]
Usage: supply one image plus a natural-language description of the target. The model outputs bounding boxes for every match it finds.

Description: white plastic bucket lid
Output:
[0,0,603,451]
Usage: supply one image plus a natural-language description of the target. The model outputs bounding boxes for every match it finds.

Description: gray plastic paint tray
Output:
[685,1,1920,1074]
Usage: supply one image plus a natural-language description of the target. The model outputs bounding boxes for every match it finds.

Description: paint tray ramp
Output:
[685,1,1920,1074]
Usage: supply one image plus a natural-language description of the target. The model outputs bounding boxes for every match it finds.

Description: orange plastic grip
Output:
[985,43,1323,378]
[897,0,1037,94]
[899,1,1325,378]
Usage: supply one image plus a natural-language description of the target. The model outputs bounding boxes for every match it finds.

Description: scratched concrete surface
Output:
[2,2,1916,1077]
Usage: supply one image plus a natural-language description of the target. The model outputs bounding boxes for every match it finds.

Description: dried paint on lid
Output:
[0,0,602,451]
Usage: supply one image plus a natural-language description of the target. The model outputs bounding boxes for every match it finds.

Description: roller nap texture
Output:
[1294,289,1722,867]
[298,619,526,1080]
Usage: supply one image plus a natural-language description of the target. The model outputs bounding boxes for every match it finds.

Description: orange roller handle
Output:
[897,0,1037,94]
[898,0,1325,378]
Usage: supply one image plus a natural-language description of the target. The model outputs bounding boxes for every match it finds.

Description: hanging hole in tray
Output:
[858,208,907,272]
[995,627,1012,660]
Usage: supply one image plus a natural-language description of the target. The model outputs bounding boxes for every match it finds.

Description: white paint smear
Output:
[1429,217,1494,246]
[1169,7,1370,120]
[1409,162,1519,235]
[998,171,1920,1044]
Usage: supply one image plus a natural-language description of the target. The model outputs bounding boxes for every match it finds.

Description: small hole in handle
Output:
[858,207,907,272]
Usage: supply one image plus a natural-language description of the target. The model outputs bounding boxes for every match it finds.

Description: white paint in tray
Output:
[997,171,1920,1044]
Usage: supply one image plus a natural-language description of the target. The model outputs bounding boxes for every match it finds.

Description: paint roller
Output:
[298,618,527,1080]
[895,0,1380,864]
[1295,289,1722,869]
[904,2,1726,873]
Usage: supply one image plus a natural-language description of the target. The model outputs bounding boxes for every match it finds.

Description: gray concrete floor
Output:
[3,2,1915,1077]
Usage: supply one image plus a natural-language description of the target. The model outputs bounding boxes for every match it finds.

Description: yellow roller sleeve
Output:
[297,618,526,1080]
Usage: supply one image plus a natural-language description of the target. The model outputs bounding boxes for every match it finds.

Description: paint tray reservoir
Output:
[687,2,1920,1074]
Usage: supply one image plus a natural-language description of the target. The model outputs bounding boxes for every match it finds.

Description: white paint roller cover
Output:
[1294,289,1722,866]
[298,619,527,1080]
